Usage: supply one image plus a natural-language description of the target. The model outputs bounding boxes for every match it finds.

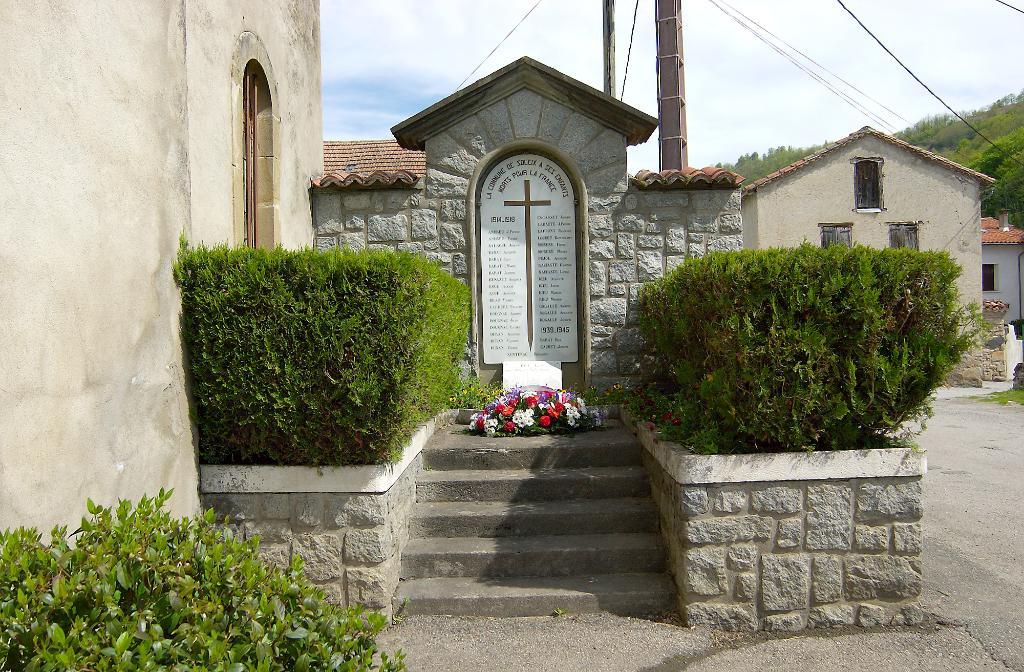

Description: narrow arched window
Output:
[242,60,275,248]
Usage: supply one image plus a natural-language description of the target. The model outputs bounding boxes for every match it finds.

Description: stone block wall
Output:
[312,88,742,388]
[980,304,1012,381]
[634,413,925,632]
[201,456,419,620]
[312,185,469,282]
[586,187,742,388]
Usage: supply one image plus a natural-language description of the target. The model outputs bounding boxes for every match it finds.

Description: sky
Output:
[320,0,1022,174]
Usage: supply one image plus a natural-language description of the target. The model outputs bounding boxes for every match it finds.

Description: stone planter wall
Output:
[200,411,455,621]
[624,408,927,632]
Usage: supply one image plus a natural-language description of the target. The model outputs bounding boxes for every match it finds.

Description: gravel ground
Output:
[379,393,1024,671]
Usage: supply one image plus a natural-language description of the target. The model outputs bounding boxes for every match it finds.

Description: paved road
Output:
[919,395,1024,671]
[380,394,1024,671]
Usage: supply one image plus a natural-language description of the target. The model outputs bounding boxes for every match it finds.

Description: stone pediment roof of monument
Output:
[391,57,658,150]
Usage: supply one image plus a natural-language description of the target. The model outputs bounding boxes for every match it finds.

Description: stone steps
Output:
[395,573,676,618]
[415,466,650,502]
[422,422,641,470]
[409,498,659,538]
[401,533,665,579]
[397,420,675,618]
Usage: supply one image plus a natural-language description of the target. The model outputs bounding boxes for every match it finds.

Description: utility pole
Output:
[603,0,615,97]
[656,0,687,169]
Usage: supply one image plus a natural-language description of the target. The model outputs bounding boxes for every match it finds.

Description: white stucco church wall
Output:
[0,2,323,532]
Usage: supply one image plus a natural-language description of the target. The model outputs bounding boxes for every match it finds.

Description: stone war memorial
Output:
[312,57,744,390]
[265,56,927,631]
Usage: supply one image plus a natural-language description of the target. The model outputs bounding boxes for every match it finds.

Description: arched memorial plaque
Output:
[477,153,580,386]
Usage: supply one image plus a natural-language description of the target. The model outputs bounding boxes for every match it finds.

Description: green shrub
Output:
[0,492,404,671]
[447,377,505,409]
[175,243,470,466]
[638,245,980,454]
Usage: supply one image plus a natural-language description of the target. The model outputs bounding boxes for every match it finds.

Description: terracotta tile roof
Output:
[982,226,1024,244]
[323,140,426,174]
[984,299,1010,313]
[982,217,1000,230]
[312,170,420,190]
[743,127,995,193]
[633,167,744,190]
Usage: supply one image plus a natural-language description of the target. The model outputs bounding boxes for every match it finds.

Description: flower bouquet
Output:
[468,388,604,437]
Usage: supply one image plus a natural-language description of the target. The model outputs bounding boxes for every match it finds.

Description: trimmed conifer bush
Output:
[0,492,404,671]
[175,243,470,466]
[638,244,979,454]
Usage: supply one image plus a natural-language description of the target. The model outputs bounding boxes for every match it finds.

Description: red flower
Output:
[502,406,515,417]
[548,408,560,419]
[539,415,552,428]
[554,402,565,413]
[526,396,538,408]
[475,417,485,430]
[495,404,506,414]
[503,421,515,433]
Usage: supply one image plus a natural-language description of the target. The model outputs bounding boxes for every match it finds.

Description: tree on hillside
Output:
[971,126,1024,227]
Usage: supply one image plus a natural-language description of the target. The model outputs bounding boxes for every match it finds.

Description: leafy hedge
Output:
[0,492,403,671]
[175,244,470,466]
[638,245,979,454]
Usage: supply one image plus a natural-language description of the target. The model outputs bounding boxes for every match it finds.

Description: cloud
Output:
[320,0,1021,172]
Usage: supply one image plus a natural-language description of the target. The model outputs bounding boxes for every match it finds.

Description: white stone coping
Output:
[620,407,926,485]
[200,410,456,494]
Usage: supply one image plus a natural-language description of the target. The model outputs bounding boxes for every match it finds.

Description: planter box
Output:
[622,407,926,632]
[200,410,456,621]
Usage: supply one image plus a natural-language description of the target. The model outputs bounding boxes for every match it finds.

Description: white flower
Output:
[565,405,581,428]
[512,409,535,428]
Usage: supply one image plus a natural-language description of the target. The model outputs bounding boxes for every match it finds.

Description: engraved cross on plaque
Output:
[504,179,551,350]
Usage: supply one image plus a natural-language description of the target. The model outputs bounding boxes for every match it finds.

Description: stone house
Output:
[741,126,994,307]
[0,3,324,532]
[982,214,1024,322]
[313,57,744,391]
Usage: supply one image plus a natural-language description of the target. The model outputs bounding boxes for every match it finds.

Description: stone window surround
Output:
[466,140,592,388]
[231,31,281,248]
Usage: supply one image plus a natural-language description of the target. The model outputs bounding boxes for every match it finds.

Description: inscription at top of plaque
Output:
[479,154,578,364]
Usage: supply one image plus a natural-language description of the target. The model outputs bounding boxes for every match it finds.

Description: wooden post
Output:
[656,0,687,169]
[603,0,615,97]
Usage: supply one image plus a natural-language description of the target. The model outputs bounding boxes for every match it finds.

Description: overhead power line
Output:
[707,0,898,132]
[992,0,1024,15]
[620,0,641,100]
[717,0,908,124]
[834,0,1024,168]
[456,0,544,91]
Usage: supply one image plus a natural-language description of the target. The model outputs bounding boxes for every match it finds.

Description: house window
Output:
[983,264,998,292]
[242,60,276,249]
[820,224,853,248]
[888,223,919,249]
[854,159,882,210]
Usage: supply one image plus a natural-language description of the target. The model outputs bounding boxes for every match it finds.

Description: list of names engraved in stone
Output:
[479,153,578,364]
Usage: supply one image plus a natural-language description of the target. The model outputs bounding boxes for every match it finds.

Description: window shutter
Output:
[889,223,919,249]
[855,161,881,209]
[821,225,852,248]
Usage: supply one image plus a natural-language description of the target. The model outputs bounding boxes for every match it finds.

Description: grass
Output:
[976,388,1024,405]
